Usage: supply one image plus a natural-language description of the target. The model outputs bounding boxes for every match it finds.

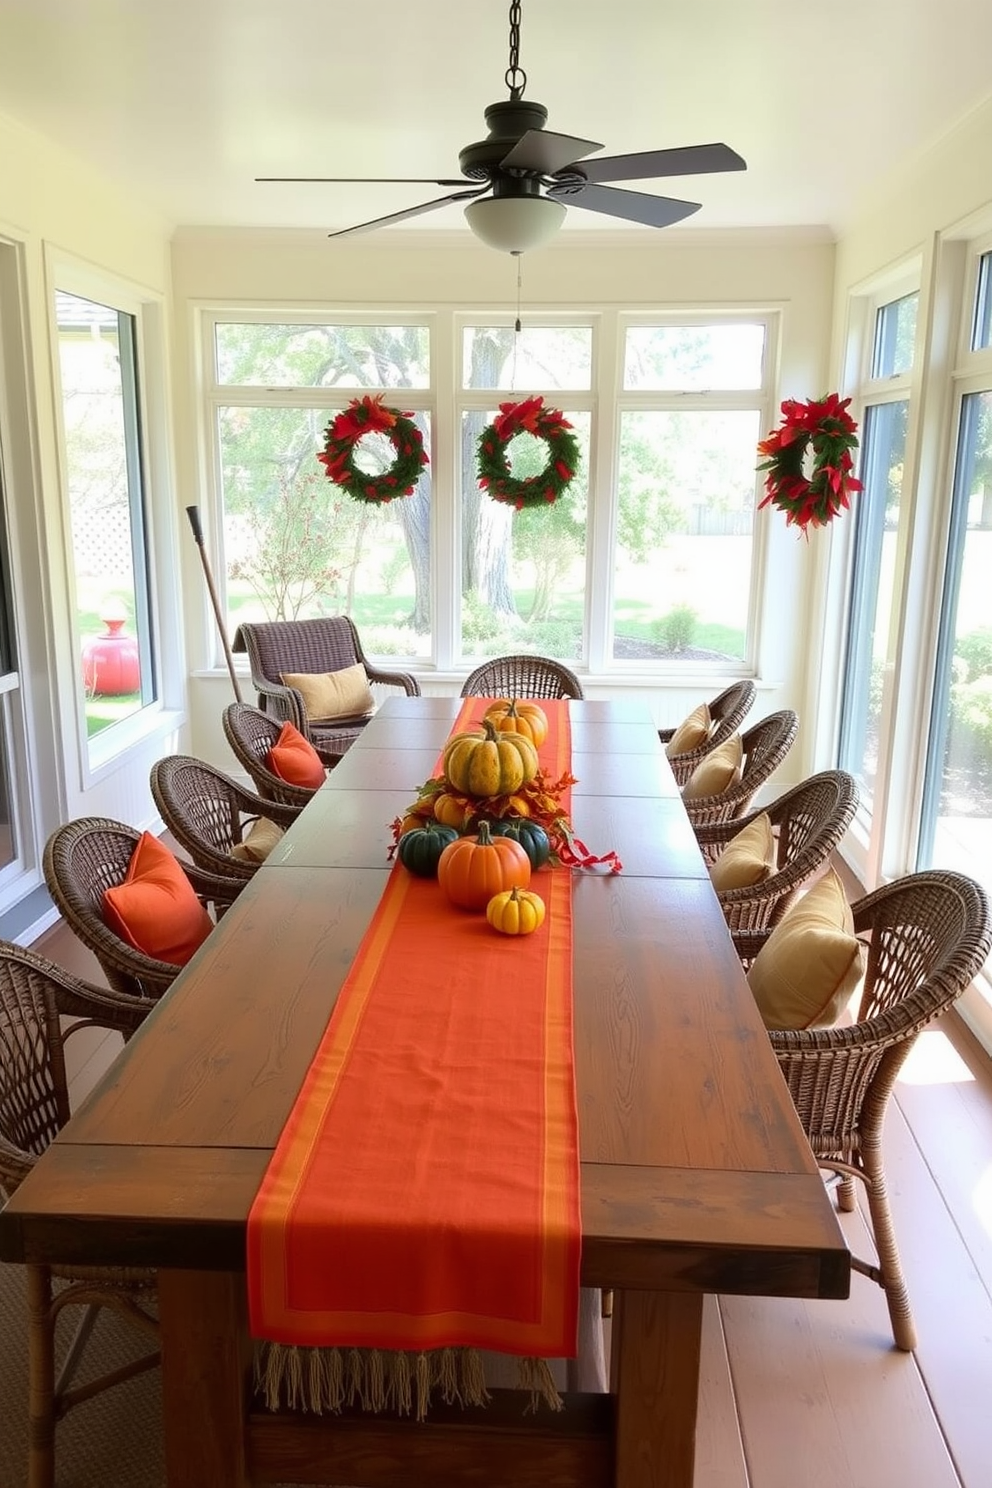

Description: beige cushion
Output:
[665,702,712,759]
[709,813,776,892]
[280,663,375,722]
[682,733,743,801]
[230,817,285,864]
[747,868,865,1030]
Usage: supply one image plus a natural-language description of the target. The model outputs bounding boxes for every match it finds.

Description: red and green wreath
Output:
[317,394,428,505]
[756,393,863,534]
[477,395,580,510]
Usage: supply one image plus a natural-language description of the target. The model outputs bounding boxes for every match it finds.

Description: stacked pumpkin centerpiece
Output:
[394,700,556,937]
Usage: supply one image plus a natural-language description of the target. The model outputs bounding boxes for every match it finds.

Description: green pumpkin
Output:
[397,822,460,878]
[487,818,552,870]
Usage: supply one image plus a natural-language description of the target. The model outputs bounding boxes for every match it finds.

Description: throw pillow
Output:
[682,733,743,801]
[230,816,285,864]
[102,832,213,967]
[709,812,776,892]
[746,868,865,1030]
[280,663,375,722]
[267,722,326,790]
[665,701,713,759]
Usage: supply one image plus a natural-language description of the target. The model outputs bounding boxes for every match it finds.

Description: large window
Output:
[212,321,433,658]
[838,291,917,806]
[204,310,773,674]
[919,386,992,886]
[55,290,156,744]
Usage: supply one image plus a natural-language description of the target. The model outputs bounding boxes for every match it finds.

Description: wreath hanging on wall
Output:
[756,393,863,534]
[317,394,428,504]
[477,396,580,510]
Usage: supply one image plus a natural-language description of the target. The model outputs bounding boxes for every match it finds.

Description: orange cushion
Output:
[266,722,326,790]
[102,832,213,967]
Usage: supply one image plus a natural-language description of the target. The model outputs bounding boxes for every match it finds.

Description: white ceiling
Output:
[1,0,991,241]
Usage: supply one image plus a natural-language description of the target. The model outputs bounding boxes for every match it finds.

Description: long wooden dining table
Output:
[0,696,849,1488]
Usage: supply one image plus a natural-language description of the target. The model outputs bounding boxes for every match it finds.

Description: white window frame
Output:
[197,302,778,684]
[46,253,173,786]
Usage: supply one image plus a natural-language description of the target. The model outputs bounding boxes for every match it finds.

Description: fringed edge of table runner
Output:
[254,1341,563,1421]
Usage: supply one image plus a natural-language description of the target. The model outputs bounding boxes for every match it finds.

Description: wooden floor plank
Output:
[695,1295,749,1488]
[883,1097,992,1488]
[719,1194,961,1488]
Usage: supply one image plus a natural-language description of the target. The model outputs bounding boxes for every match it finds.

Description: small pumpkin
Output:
[483,698,549,747]
[437,819,531,910]
[488,818,552,870]
[487,886,546,937]
[443,720,539,799]
[433,792,475,831]
[397,822,460,878]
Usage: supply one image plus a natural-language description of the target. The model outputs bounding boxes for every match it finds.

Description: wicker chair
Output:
[659,680,757,787]
[736,870,991,1351]
[149,755,299,883]
[0,941,158,1488]
[232,615,420,754]
[43,819,240,1001]
[222,702,342,809]
[694,770,859,932]
[682,708,799,831]
[460,654,585,700]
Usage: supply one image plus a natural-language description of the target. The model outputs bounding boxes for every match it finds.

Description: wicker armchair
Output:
[736,871,991,1351]
[682,708,799,830]
[694,770,860,935]
[0,941,158,1488]
[232,615,420,754]
[222,702,342,809]
[150,755,299,883]
[43,818,240,1000]
[659,680,757,786]
[460,654,584,700]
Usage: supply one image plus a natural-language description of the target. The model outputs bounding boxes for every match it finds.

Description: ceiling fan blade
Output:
[548,182,701,229]
[499,129,603,176]
[258,176,470,187]
[327,188,487,239]
[574,143,746,186]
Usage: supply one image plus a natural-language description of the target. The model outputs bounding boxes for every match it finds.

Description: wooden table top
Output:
[0,697,849,1302]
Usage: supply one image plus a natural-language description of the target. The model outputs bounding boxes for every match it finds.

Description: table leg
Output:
[611,1289,704,1488]
[158,1269,253,1487]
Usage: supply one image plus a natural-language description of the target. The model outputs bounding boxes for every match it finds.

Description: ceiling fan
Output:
[257,0,747,255]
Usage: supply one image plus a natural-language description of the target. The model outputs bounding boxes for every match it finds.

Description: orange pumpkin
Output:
[437,820,531,910]
[484,698,549,747]
[433,792,474,830]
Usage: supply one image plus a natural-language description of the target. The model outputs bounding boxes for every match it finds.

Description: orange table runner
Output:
[247,699,581,1374]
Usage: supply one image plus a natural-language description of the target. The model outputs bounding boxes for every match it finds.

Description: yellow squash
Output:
[442,720,538,798]
[486,886,546,936]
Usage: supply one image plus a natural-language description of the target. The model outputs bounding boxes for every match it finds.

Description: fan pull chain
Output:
[510,255,523,390]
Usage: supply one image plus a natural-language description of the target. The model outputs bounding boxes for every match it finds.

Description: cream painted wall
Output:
[0,111,183,933]
[171,228,836,779]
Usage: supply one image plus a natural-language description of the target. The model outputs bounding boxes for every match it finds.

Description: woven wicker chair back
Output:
[661,680,757,785]
[222,703,325,808]
[149,755,297,882]
[696,769,859,933]
[683,708,799,829]
[232,616,420,752]
[460,654,585,700]
[0,952,67,1177]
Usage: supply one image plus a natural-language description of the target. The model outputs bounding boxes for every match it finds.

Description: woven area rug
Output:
[0,1261,606,1487]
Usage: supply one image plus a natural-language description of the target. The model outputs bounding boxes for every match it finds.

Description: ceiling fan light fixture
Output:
[464,194,566,253]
